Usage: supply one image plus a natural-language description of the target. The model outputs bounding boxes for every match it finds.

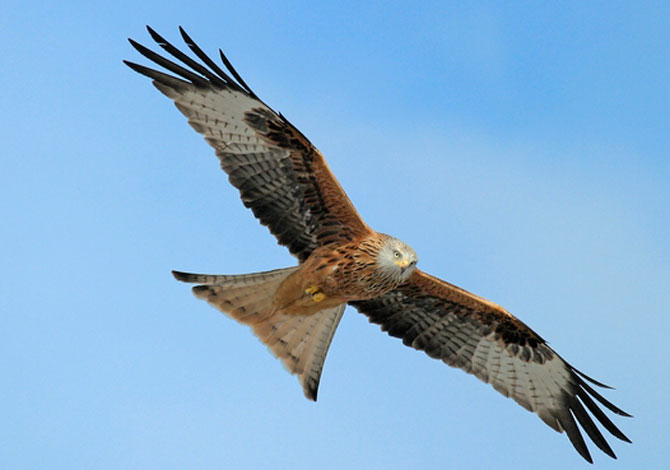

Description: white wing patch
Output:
[466,333,572,430]
[153,82,274,156]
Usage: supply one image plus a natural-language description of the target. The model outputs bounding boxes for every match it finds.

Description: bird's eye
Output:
[393,250,401,258]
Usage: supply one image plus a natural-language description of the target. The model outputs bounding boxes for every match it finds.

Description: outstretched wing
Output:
[351,269,631,463]
[125,27,370,262]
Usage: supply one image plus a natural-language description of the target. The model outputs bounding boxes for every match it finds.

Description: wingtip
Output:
[123,59,146,74]
[578,444,594,464]
[179,26,196,47]
[127,37,140,49]
[172,269,190,282]
[619,410,634,419]
[123,58,137,67]
[574,367,615,389]
[127,37,154,57]
[146,25,161,42]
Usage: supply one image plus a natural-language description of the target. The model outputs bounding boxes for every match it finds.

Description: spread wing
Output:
[125,27,370,262]
[351,269,631,463]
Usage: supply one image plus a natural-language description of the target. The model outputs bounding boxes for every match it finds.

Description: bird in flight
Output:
[125,26,631,463]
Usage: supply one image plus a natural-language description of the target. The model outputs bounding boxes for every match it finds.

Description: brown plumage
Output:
[126,26,631,463]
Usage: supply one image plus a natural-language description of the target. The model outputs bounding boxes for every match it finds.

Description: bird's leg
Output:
[305,285,327,303]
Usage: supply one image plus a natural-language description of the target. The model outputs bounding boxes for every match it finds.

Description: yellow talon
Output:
[312,292,326,303]
[305,285,319,295]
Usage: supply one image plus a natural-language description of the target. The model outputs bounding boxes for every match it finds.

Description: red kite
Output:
[126,27,631,463]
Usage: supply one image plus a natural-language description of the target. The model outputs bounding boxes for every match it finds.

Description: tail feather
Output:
[173,268,296,286]
[299,307,345,396]
[173,268,345,400]
[254,303,345,400]
[176,267,295,324]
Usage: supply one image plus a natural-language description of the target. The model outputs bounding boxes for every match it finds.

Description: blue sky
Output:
[2,1,669,468]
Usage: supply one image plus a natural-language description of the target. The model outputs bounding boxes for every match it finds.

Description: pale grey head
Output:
[376,236,419,284]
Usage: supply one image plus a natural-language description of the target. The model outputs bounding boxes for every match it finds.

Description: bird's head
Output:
[377,236,418,283]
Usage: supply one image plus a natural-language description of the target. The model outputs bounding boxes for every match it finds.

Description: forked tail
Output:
[172,267,345,400]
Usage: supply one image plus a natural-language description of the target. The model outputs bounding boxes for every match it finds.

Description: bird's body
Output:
[271,234,414,316]
[290,233,417,305]
[126,27,631,463]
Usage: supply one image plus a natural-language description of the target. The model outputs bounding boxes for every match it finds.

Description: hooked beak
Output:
[395,259,410,269]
